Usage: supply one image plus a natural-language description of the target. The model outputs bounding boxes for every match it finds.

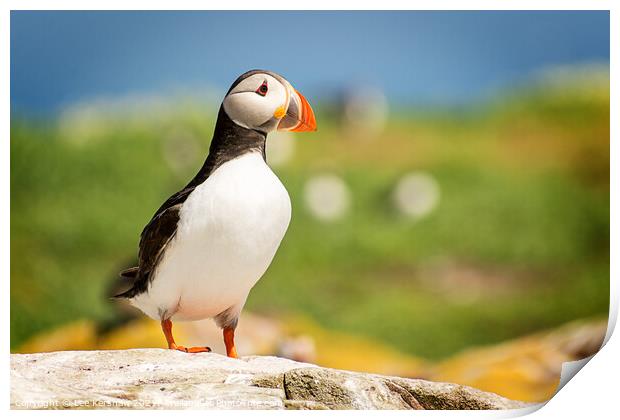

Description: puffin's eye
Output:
[256,81,268,96]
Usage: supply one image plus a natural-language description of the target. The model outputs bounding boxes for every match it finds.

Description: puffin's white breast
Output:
[131,152,291,321]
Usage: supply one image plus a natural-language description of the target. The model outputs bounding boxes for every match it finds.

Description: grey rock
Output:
[10,349,527,410]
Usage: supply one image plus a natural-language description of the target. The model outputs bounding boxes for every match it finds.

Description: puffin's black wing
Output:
[114,187,195,298]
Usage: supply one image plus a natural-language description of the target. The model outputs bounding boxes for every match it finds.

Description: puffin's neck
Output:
[206,107,268,169]
[186,108,267,188]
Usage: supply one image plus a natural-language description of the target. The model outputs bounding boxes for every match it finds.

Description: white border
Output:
[3,3,616,419]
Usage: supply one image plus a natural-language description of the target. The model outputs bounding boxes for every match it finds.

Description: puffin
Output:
[115,70,316,358]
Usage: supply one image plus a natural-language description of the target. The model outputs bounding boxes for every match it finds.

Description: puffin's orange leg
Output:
[223,327,238,358]
[160,319,211,353]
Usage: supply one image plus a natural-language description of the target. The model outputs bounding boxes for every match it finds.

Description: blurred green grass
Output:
[10,77,609,359]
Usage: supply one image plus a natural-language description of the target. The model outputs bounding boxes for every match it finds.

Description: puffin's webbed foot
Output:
[161,319,211,354]
[170,344,211,353]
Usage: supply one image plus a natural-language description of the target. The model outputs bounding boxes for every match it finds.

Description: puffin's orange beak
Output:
[277,87,317,132]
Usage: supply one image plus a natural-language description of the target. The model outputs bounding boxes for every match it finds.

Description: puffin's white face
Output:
[223,71,316,134]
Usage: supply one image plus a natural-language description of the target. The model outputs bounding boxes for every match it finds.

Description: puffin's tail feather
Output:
[112,267,140,299]
[112,288,136,299]
[119,267,139,278]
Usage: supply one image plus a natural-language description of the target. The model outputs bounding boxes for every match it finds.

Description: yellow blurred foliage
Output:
[17,320,98,353]
[17,319,191,353]
[431,319,606,402]
[283,314,428,378]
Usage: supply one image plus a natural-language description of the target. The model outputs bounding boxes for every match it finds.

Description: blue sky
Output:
[11,11,609,115]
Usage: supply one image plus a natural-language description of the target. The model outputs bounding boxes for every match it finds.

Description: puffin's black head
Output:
[221,69,317,134]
